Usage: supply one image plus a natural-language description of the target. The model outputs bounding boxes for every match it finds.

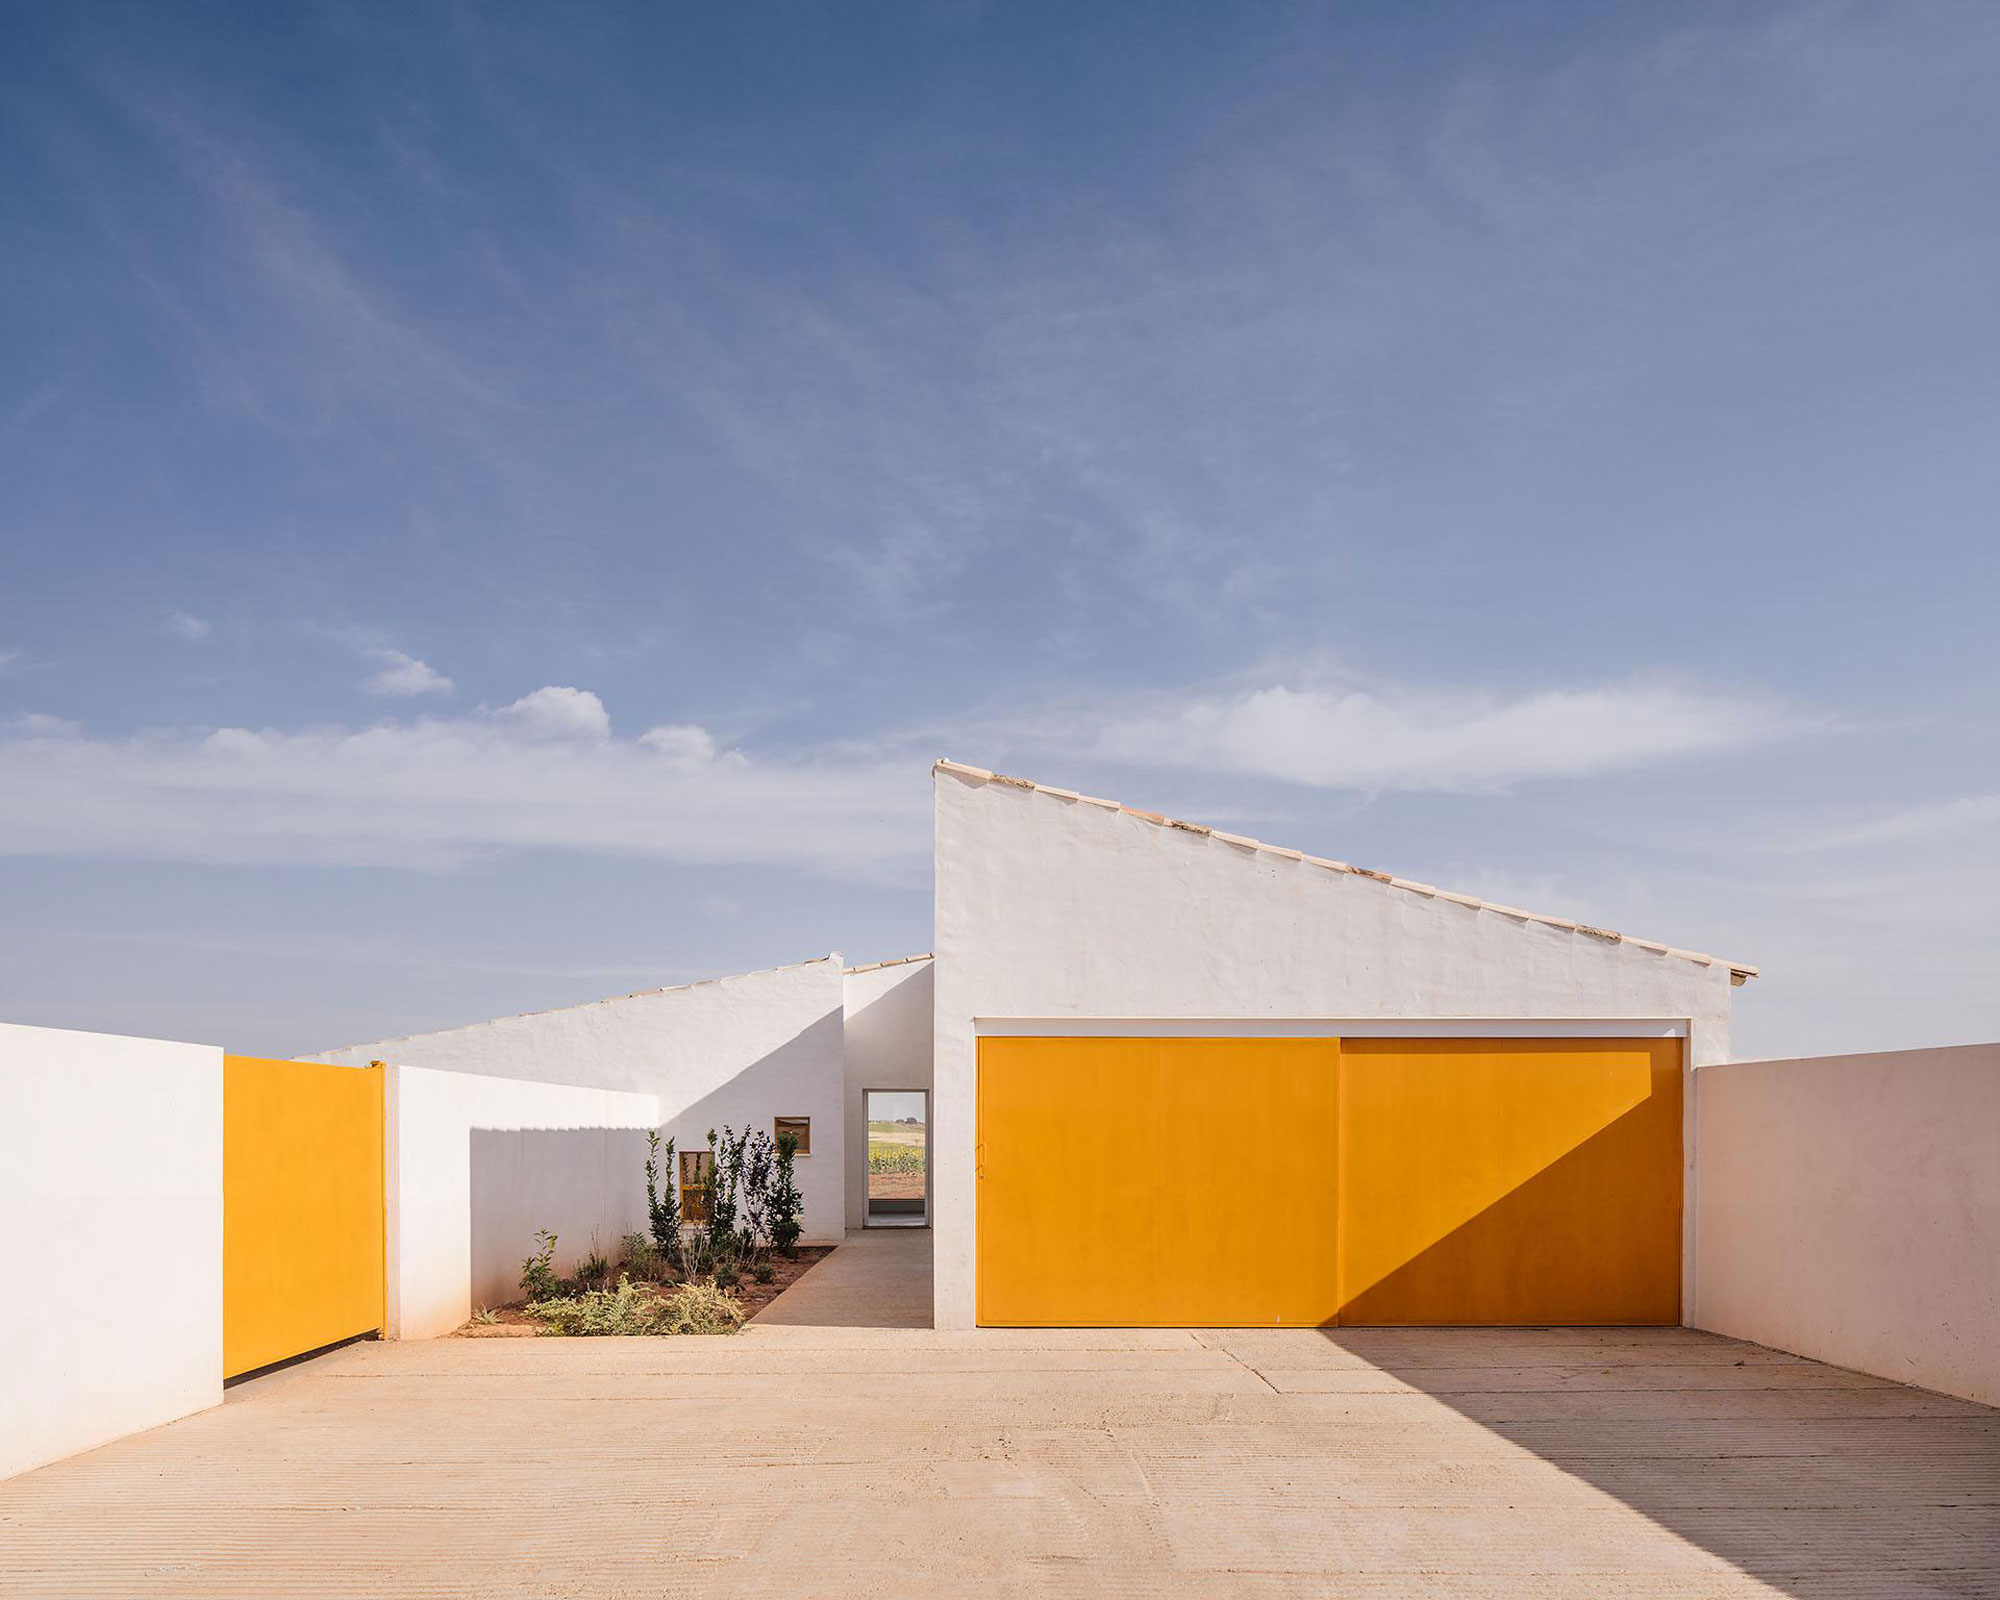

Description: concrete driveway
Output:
[2,1231,1994,1598]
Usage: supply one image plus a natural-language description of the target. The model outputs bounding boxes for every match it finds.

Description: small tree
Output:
[739,1129,775,1258]
[705,1126,750,1263]
[644,1129,679,1253]
[769,1132,803,1257]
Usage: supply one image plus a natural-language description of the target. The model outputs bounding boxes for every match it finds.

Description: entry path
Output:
[749,1224,933,1328]
[0,1300,1993,1595]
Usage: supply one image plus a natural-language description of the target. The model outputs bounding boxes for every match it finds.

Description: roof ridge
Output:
[844,953,935,975]
[319,953,844,1054]
[934,759,1758,982]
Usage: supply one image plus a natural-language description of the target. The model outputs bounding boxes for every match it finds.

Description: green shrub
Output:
[644,1130,680,1253]
[705,1126,750,1263]
[620,1231,668,1282]
[739,1130,775,1255]
[470,1306,502,1326]
[658,1281,745,1336]
[527,1275,666,1337]
[578,1245,611,1289]
[752,1261,775,1284]
[770,1133,803,1256]
[714,1260,740,1290]
[523,1275,744,1337]
[521,1228,560,1301]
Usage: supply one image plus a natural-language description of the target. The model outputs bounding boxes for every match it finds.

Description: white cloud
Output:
[0,647,19,669]
[638,722,717,765]
[8,712,81,737]
[1799,793,2000,851]
[362,649,455,699]
[496,685,608,740]
[0,694,921,873]
[1088,679,1785,792]
[168,611,212,641]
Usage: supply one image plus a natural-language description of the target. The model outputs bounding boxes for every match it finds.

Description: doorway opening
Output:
[865,1089,927,1228]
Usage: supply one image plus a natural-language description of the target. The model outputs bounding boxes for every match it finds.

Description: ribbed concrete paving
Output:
[1,1277,1994,1596]
[749,1224,933,1327]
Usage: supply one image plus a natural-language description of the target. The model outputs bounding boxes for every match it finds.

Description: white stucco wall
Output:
[316,957,848,1243]
[385,1064,660,1340]
[930,764,1739,1330]
[1694,1042,1999,1406]
[0,1023,223,1480]
[843,957,935,1225]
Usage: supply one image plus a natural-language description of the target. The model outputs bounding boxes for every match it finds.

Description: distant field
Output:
[868,1121,925,1145]
[869,1138,925,1176]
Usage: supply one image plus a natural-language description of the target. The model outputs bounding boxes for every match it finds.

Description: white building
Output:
[311,756,1757,1334]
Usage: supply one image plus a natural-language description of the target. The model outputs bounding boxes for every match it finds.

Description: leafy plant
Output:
[522,1275,745,1337]
[620,1231,668,1283]
[470,1306,503,1326]
[578,1243,611,1290]
[769,1132,804,1256]
[672,1221,716,1283]
[521,1228,560,1301]
[739,1130,776,1257]
[657,1280,745,1336]
[714,1259,741,1290]
[705,1126,750,1263]
[644,1129,679,1252]
[527,1274,667,1337]
[751,1261,775,1285]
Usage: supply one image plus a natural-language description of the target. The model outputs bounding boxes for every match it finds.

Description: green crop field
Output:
[868,1141,925,1175]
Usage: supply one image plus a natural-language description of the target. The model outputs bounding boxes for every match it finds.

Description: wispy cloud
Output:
[362,647,454,698]
[168,610,212,640]
[1039,676,1788,792]
[0,694,922,873]
[1798,793,2000,852]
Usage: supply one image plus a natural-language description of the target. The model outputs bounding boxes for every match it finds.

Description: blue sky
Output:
[2,1,1994,1058]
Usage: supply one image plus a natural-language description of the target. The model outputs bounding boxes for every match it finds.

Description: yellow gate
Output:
[223,1056,386,1379]
[976,1038,1341,1327]
[976,1035,1682,1327]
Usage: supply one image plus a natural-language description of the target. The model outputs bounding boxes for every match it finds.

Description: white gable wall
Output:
[931,766,1737,1330]
[314,957,848,1246]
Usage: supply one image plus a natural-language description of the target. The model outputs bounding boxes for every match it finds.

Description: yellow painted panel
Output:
[223,1056,385,1379]
[1337,1038,1682,1326]
[977,1037,1339,1326]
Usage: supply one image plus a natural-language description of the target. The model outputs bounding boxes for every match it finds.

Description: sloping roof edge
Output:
[935,759,1758,983]
[319,953,845,1056]
[844,953,934,975]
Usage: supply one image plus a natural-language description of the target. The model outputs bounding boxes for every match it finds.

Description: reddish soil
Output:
[456,1245,837,1337]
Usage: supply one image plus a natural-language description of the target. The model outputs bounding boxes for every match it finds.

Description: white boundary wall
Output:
[0,1023,223,1479]
[317,957,848,1244]
[930,766,1737,1330]
[386,1064,660,1340]
[843,958,935,1225]
[1695,1042,2000,1405]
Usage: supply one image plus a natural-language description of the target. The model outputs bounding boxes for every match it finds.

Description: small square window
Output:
[774,1116,811,1156]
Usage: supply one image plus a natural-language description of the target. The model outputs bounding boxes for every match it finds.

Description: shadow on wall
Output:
[469,1127,651,1311]
[465,1010,847,1307]
[1340,1099,1680,1326]
[651,1009,848,1246]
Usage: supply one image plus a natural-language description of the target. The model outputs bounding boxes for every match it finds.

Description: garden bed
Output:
[457,1245,836,1337]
